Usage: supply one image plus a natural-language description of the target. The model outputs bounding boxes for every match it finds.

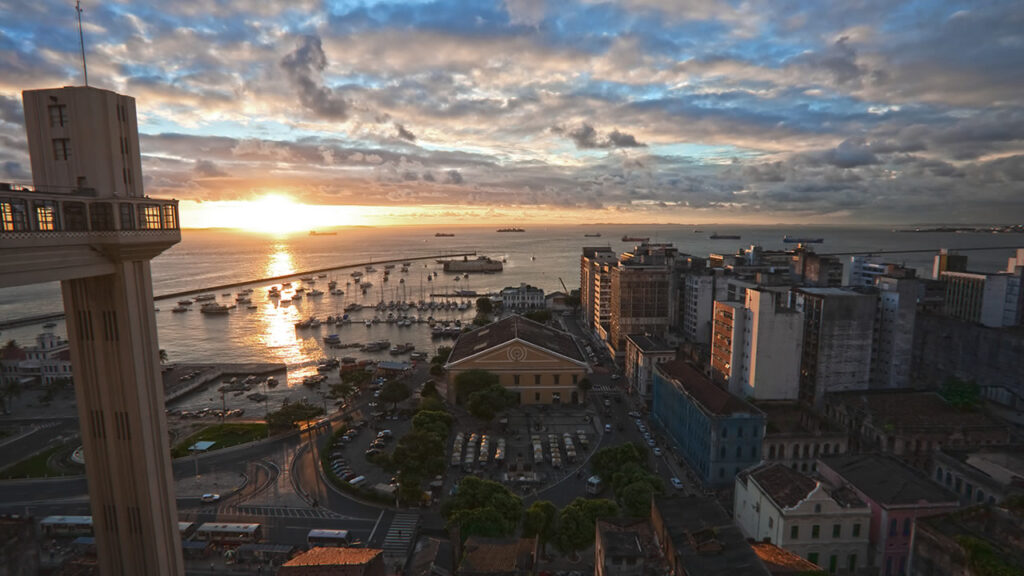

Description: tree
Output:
[419,395,445,413]
[442,476,522,538]
[379,380,411,410]
[341,369,371,387]
[412,410,453,440]
[265,401,324,433]
[453,369,499,404]
[392,429,447,477]
[619,479,660,517]
[431,346,452,366]
[522,500,558,554]
[158,349,169,364]
[940,377,980,410]
[523,309,552,324]
[466,384,518,421]
[397,470,426,505]
[475,297,494,315]
[553,498,618,555]
[421,380,439,398]
[429,364,445,377]
[564,292,581,312]
[576,377,592,401]
[591,443,645,481]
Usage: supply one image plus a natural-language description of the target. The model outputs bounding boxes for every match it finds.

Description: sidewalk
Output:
[176,470,247,499]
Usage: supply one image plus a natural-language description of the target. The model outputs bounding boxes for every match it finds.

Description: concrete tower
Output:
[1,86,183,575]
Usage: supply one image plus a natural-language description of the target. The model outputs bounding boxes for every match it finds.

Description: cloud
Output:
[0,96,22,126]
[2,161,28,180]
[395,123,417,142]
[194,159,228,178]
[445,169,464,184]
[563,123,647,149]
[505,0,546,27]
[279,35,349,119]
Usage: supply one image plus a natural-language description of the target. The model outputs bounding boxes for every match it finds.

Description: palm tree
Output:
[158,349,169,364]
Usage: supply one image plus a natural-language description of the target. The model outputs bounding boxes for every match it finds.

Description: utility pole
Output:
[75,1,88,86]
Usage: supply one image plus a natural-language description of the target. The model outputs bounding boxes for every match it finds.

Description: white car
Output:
[611,374,621,381]
[647,439,656,447]
[670,477,684,490]
[604,424,612,433]
[200,493,220,504]
[653,447,663,457]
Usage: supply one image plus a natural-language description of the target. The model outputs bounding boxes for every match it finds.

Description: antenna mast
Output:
[75,1,89,86]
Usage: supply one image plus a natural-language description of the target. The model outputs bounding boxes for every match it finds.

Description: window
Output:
[829,555,837,573]
[737,426,743,438]
[808,553,819,565]
[769,445,776,459]
[0,199,28,231]
[935,467,943,481]
[885,556,892,576]
[720,446,726,458]
[513,375,520,385]
[90,202,114,231]
[812,525,820,539]
[141,204,162,229]
[977,490,985,503]
[119,203,135,230]
[852,523,861,538]
[534,374,541,385]
[722,427,728,438]
[790,526,799,540]
[534,392,540,402]
[768,517,773,528]
[848,554,857,571]
[719,468,724,479]
[832,524,841,538]
[750,445,758,458]
[965,483,973,499]
[736,446,742,457]
[162,205,177,229]
[553,375,560,385]
[62,201,87,231]
[814,504,822,513]
[902,518,910,536]
[889,519,897,537]
[572,374,578,385]
[34,201,57,231]
[899,556,906,576]
[52,138,71,160]
[48,104,68,127]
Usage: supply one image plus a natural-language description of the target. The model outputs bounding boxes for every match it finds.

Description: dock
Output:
[162,363,286,403]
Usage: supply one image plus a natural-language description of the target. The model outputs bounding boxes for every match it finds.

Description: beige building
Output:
[580,246,616,332]
[445,315,590,405]
[2,86,183,575]
[624,334,675,397]
[734,463,871,574]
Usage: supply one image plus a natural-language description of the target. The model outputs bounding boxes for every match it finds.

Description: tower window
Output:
[52,138,71,161]
[34,201,57,231]
[49,104,68,127]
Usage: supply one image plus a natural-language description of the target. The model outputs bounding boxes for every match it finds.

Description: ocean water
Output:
[1,224,1020,376]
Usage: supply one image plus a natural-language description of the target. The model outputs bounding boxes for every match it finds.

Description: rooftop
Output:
[941,445,1024,486]
[749,542,823,574]
[827,390,1008,431]
[757,401,835,436]
[796,287,864,297]
[597,518,654,558]
[626,333,675,353]
[657,360,762,418]
[459,536,534,575]
[743,463,819,509]
[446,314,585,365]
[654,495,770,576]
[917,505,1024,571]
[821,454,959,507]
[281,547,382,567]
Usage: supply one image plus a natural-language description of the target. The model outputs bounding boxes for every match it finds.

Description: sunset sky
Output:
[0,0,1022,227]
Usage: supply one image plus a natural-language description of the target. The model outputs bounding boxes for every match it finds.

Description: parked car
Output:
[653,447,663,457]
[670,477,684,490]
[604,424,612,433]
[200,493,220,504]
[365,448,381,457]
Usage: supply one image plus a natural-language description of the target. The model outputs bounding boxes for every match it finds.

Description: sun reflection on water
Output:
[252,244,316,385]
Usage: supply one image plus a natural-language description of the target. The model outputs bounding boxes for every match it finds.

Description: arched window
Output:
[769,445,777,459]
[822,444,830,456]
[813,444,820,457]
[935,467,943,481]
[945,472,952,486]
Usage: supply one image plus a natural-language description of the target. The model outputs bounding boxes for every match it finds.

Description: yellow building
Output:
[445,315,590,405]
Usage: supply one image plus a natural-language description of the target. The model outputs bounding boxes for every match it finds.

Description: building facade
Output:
[445,315,589,405]
[734,463,871,574]
[818,455,961,576]
[651,360,765,488]
[624,334,675,397]
[609,244,678,356]
[940,270,1023,328]
[759,401,848,474]
[792,288,877,407]
[580,246,616,331]
[500,283,545,311]
[0,332,73,386]
[871,277,918,389]
[929,445,1024,506]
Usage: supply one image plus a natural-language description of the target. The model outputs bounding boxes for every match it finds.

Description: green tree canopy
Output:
[265,401,324,433]
[523,500,558,552]
[341,369,371,386]
[442,476,522,538]
[466,383,518,421]
[421,380,439,398]
[419,395,445,413]
[392,429,447,477]
[453,369,500,404]
[940,377,981,410]
[523,309,552,324]
[475,297,494,315]
[431,346,453,366]
[591,443,646,481]
[411,410,453,440]
[379,380,411,409]
[553,498,618,554]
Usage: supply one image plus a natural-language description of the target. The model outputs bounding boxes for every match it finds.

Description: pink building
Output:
[817,455,960,576]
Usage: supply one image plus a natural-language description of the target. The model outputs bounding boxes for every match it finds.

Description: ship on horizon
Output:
[584,232,601,237]
[709,232,741,240]
[497,227,525,232]
[434,232,455,237]
[309,230,337,236]
[783,235,824,244]
[621,235,650,242]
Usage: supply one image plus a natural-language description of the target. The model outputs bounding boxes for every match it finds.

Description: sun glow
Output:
[177,195,372,233]
[233,195,329,234]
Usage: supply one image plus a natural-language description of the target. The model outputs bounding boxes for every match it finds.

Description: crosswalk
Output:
[179,504,373,520]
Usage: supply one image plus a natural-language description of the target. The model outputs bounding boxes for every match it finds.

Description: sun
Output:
[224,194,345,234]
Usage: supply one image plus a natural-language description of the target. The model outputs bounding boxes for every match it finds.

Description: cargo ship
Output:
[709,233,741,240]
[435,233,455,237]
[309,230,337,236]
[783,235,824,243]
[497,227,525,232]
[584,233,602,237]
[442,256,503,273]
[621,235,650,242]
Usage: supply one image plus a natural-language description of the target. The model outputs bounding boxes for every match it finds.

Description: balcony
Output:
[0,183,181,287]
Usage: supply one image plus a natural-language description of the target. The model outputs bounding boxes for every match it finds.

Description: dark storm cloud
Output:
[2,161,28,180]
[0,96,22,126]
[395,123,417,142]
[280,35,350,119]
[445,169,464,184]
[562,123,646,149]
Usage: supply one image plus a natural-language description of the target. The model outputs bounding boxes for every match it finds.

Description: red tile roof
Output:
[657,360,761,416]
[282,547,382,567]
[750,542,822,574]
[745,463,819,509]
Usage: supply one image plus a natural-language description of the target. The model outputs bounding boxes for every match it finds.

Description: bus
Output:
[40,516,94,537]
[195,522,262,544]
[178,521,198,541]
[586,475,604,496]
[307,529,356,548]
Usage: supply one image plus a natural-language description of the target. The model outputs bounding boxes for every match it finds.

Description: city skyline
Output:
[1,1,1023,228]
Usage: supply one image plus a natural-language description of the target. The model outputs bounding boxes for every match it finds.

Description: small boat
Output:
[292,293,303,301]
[265,377,278,389]
[497,227,525,232]
[309,230,337,236]
[247,392,268,402]
[435,233,455,237]
[364,319,373,328]
[246,305,258,310]
[331,289,344,295]
[42,322,57,328]
[351,271,363,278]
[621,235,649,242]
[300,276,314,282]
[783,235,824,244]
[194,294,216,301]
[172,306,189,313]
[177,300,193,306]
[222,292,232,296]
[200,303,230,315]
[584,233,601,237]
[709,233,741,240]
[309,289,324,296]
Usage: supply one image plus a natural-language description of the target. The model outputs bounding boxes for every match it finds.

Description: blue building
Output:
[652,360,766,488]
